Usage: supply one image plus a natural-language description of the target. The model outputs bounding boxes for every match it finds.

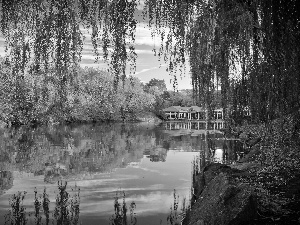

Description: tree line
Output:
[1,0,298,125]
[0,57,194,125]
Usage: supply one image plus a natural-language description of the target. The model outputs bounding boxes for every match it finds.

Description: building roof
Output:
[163,105,204,112]
[190,106,205,112]
[162,106,181,112]
[162,106,193,112]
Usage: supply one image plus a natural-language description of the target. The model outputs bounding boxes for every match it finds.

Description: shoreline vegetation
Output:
[185,113,300,225]
[0,59,195,128]
[0,53,225,131]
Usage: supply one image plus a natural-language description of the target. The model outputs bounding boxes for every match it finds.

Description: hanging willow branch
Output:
[145,0,300,123]
[0,0,138,86]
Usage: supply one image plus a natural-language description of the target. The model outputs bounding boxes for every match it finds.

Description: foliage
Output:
[116,77,155,121]
[0,0,139,122]
[144,0,300,124]
[233,116,300,223]
[144,78,167,93]
[143,78,195,119]
[1,0,299,125]
[0,64,155,125]
[0,0,138,82]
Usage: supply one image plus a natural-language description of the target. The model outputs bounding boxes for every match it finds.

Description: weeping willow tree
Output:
[0,0,138,124]
[1,0,300,125]
[144,0,300,124]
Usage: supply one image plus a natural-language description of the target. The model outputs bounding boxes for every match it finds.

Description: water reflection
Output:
[163,121,246,166]
[0,121,245,224]
[0,171,13,195]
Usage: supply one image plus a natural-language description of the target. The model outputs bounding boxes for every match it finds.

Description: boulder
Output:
[188,163,257,225]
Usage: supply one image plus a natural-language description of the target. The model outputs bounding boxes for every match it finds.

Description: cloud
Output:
[136,0,146,11]
[81,54,104,60]
[135,23,166,46]
[135,49,153,54]
[135,67,158,75]
[135,64,167,75]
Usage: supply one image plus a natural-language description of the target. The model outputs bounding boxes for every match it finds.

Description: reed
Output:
[5,181,80,225]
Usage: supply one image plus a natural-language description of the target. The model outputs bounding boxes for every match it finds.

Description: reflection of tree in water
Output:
[54,181,80,225]
[166,190,190,225]
[0,123,168,183]
[146,147,167,162]
[109,191,137,225]
[0,171,13,195]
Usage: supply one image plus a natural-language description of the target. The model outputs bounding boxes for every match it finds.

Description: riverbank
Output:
[0,112,163,129]
[184,114,300,224]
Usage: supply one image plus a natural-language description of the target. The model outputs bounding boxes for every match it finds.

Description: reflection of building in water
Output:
[165,121,225,130]
[209,139,245,164]
[144,147,167,162]
[162,123,246,166]
[163,123,224,140]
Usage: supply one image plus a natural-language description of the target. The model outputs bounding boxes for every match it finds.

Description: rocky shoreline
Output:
[183,118,300,225]
[186,163,258,225]
[184,161,300,225]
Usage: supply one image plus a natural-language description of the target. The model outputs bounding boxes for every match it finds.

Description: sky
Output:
[0,7,192,90]
[79,20,192,90]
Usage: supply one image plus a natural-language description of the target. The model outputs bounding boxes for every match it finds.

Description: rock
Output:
[192,164,235,201]
[188,163,257,225]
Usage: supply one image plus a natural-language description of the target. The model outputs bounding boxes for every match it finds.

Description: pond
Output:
[0,121,244,224]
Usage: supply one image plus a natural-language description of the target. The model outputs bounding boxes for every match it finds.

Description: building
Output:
[162,106,224,121]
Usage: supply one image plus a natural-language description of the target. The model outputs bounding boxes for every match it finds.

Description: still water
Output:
[0,121,243,224]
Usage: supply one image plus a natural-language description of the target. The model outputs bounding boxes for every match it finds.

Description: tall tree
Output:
[144,78,167,92]
[145,0,300,123]
[1,0,300,125]
[0,0,138,123]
